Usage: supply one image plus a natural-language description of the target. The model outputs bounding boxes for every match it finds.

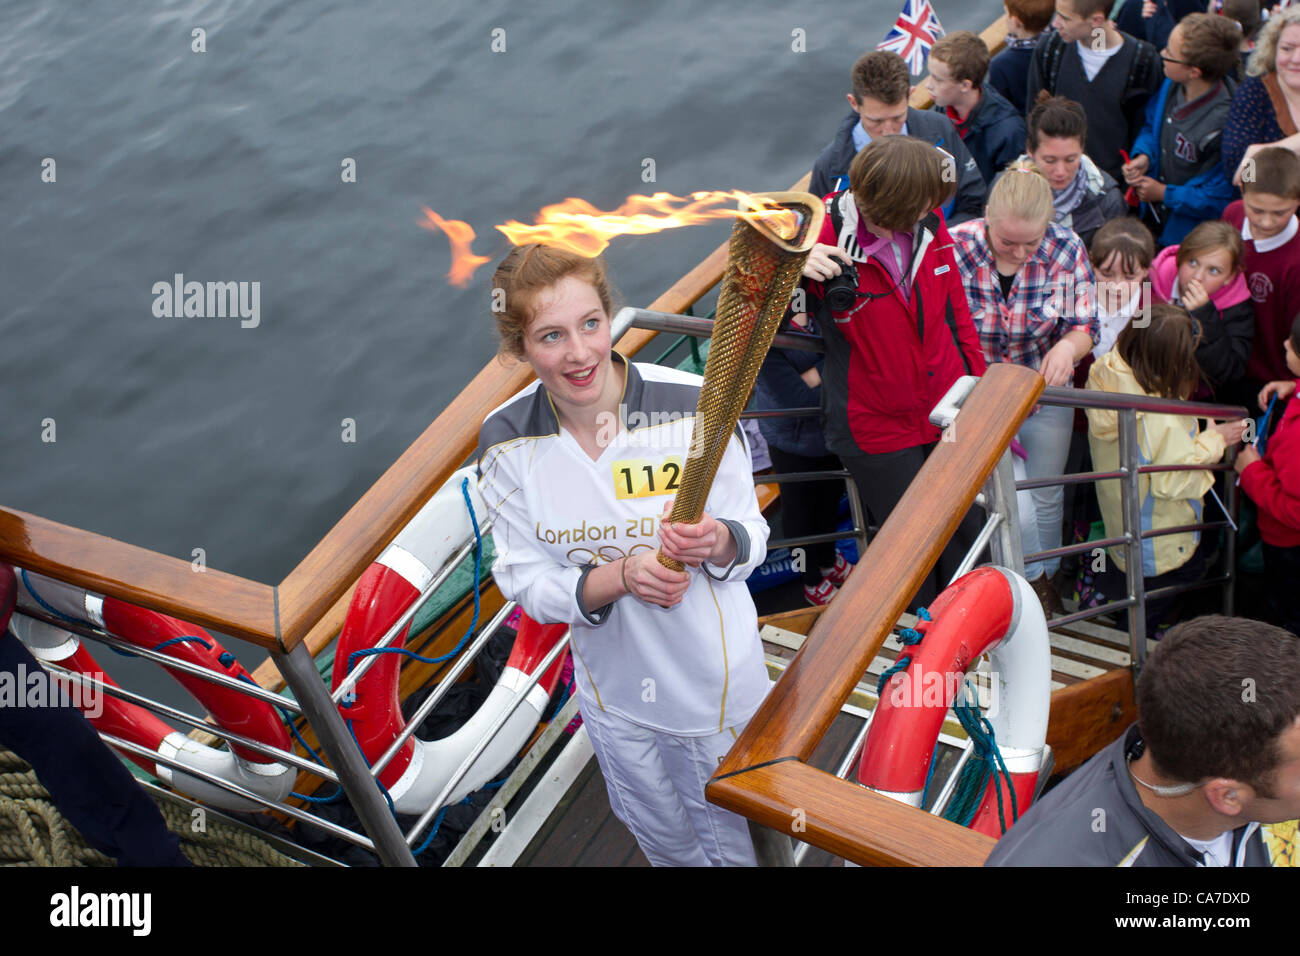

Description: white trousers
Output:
[580,699,758,867]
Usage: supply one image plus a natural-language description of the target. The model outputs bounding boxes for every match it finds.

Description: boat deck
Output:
[482,596,1144,867]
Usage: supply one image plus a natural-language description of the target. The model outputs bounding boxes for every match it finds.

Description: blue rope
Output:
[943,679,1020,834]
[344,477,485,675]
[545,677,575,724]
[18,570,84,626]
[874,607,930,695]
[411,773,511,857]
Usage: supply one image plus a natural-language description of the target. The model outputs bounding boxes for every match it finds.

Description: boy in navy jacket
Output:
[926,31,1028,183]
[1123,13,1241,246]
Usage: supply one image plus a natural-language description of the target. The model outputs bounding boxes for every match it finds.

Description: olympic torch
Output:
[658,191,824,571]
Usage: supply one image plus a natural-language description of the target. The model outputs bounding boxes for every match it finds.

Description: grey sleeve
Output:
[701,518,750,581]
[575,563,613,625]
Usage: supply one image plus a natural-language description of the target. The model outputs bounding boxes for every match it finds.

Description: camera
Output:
[822,255,860,312]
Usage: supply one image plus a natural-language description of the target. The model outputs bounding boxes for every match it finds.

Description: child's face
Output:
[1286,337,1300,378]
[1052,0,1097,45]
[1243,191,1300,240]
[924,57,967,109]
[1160,25,1198,85]
[1093,250,1148,312]
[1177,247,1236,298]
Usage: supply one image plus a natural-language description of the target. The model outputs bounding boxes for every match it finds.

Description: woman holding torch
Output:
[476,244,770,866]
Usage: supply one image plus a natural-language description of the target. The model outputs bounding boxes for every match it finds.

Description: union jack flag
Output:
[876,0,945,75]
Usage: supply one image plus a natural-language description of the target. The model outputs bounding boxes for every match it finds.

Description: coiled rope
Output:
[0,749,304,867]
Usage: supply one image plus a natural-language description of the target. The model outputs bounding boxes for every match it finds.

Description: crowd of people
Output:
[760,0,1300,642]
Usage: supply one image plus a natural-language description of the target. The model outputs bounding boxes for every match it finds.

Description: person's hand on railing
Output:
[1258,379,1297,412]
[802,243,851,282]
[1039,340,1077,387]
[1209,418,1248,448]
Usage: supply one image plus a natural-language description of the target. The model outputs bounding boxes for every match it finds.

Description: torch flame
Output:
[422,191,799,287]
[419,207,492,286]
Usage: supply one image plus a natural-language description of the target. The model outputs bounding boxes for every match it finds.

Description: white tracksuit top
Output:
[477,356,771,735]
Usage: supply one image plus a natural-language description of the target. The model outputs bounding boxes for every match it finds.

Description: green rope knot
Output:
[940,678,1021,834]
[875,607,931,695]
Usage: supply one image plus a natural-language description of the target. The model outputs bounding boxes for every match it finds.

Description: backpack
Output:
[1037,30,1159,101]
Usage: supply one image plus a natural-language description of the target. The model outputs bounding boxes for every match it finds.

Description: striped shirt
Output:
[951,219,1098,371]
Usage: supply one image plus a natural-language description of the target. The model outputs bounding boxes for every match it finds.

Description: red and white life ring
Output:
[857,565,1051,838]
[7,568,295,813]
[331,466,568,815]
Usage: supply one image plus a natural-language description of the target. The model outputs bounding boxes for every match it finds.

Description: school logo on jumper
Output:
[152,274,260,328]
[1248,271,1273,303]
[1172,133,1197,163]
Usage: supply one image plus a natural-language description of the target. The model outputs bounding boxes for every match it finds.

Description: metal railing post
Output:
[1117,409,1148,672]
[985,450,1024,574]
[272,642,417,867]
[748,820,796,867]
[1223,454,1237,616]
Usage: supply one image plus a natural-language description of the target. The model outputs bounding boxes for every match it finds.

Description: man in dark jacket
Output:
[925,31,1027,184]
[809,50,986,225]
[987,616,1300,866]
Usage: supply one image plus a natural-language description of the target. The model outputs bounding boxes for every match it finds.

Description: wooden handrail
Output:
[707,363,1043,866]
[0,507,278,648]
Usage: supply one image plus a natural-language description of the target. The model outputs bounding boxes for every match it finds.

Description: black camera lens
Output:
[822,256,859,312]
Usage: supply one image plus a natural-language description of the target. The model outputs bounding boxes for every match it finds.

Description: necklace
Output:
[1127,754,1200,797]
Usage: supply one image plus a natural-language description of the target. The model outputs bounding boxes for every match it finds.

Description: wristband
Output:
[620,555,632,594]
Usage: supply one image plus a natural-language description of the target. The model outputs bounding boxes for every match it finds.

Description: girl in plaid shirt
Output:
[951,162,1099,614]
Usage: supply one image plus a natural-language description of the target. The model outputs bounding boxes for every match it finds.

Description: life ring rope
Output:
[944,679,1020,833]
[342,477,486,681]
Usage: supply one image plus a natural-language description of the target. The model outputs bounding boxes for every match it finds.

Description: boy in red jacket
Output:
[1235,314,1300,636]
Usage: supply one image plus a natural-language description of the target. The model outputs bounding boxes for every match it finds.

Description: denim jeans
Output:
[1017,402,1075,580]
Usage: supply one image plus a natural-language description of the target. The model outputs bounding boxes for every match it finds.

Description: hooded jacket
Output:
[1239,388,1300,548]
[1149,245,1254,394]
[809,109,987,224]
[936,84,1026,184]
[809,190,987,456]
[1086,349,1226,577]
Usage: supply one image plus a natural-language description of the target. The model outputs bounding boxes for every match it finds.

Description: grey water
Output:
[2,0,994,706]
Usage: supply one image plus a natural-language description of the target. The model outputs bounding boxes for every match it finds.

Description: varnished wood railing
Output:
[707,363,1043,866]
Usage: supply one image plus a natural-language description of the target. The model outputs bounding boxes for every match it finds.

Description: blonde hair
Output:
[1247,5,1300,77]
[986,159,1054,227]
